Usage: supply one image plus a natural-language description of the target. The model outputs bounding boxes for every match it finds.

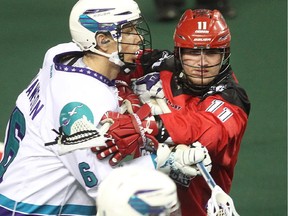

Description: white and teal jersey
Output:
[0,43,156,216]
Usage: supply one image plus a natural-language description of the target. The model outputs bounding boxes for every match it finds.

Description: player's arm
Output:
[94,95,248,166]
[158,97,249,165]
[115,49,174,115]
[115,79,141,114]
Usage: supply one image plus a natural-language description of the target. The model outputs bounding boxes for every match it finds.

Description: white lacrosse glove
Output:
[156,142,212,187]
[132,72,164,104]
[190,141,212,173]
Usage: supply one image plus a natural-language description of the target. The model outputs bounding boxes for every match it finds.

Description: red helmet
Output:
[174,9,231,49]
[173,9,232,95]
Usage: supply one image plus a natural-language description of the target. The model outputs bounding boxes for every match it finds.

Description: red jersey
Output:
[117,60,250,215]
[157,70,250,216]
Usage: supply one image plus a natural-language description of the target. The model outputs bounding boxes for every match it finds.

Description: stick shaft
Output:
[196,161,216,190]
[156,98,171,113]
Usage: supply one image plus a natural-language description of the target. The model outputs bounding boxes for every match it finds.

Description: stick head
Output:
[207,185,240,216]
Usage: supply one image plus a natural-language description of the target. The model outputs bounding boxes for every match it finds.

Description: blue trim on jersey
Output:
[53,52,115,87]
[0,194,96,215]
[151,154,157,168]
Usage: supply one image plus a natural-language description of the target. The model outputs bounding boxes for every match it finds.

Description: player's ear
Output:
[95,33,112,51]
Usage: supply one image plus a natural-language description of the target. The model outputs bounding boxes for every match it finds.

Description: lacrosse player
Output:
[0,0,213,215]
[94,9,250,216]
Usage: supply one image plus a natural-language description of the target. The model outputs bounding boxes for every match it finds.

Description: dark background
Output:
[0,0,286,215]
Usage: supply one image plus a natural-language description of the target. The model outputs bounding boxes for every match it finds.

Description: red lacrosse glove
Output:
[92,104,159,166]
[116,80,141,114]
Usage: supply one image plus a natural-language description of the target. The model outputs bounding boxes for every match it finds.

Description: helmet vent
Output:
[83,8,114,14]
[192,9,212,18]
[115,11,132,16]
[177,34,186,41]
[218,34,229,42]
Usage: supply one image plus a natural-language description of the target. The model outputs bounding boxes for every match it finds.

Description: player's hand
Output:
[133,72,164,104]
[156,142,212,177]
[190,141,212,174]
[140,49,175,74]
[92,104,159,166]
[116,80,141,114]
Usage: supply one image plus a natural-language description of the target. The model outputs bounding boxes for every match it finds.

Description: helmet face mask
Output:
[69,0,151,71]
[116,17,152,72]
[118,18,151,53]
[173,9,231,94]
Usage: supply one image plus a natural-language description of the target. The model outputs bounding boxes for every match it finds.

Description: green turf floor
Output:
[0,0,286,215]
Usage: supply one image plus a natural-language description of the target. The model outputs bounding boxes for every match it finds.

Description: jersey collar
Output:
[53,51,115,87]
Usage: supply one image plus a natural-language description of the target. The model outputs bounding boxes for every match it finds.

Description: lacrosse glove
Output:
[156,142,212,186]
[140,49,175,74]
[92,104,159,166]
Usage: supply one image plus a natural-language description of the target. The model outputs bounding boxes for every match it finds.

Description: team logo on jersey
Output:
[207,84,227,94]
[60,102,94,136]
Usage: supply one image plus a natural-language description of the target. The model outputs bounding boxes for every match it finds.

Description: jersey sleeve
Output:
[159,96,249,167]
[41,42,80,71]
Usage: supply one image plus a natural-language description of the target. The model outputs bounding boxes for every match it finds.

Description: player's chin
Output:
[189,77,212,85]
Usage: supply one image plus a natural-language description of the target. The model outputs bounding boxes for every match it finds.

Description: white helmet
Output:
[96,166,179,216]
[69,0,151,69]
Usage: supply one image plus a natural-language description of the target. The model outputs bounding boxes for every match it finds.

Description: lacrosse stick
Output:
[151,98,240,216]
[196,162,240,216]
[156,98,171,113]
[45,119,112,155]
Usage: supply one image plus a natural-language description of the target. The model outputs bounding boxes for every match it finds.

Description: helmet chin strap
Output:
[89,46,125,67]
[108,52,125,67]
